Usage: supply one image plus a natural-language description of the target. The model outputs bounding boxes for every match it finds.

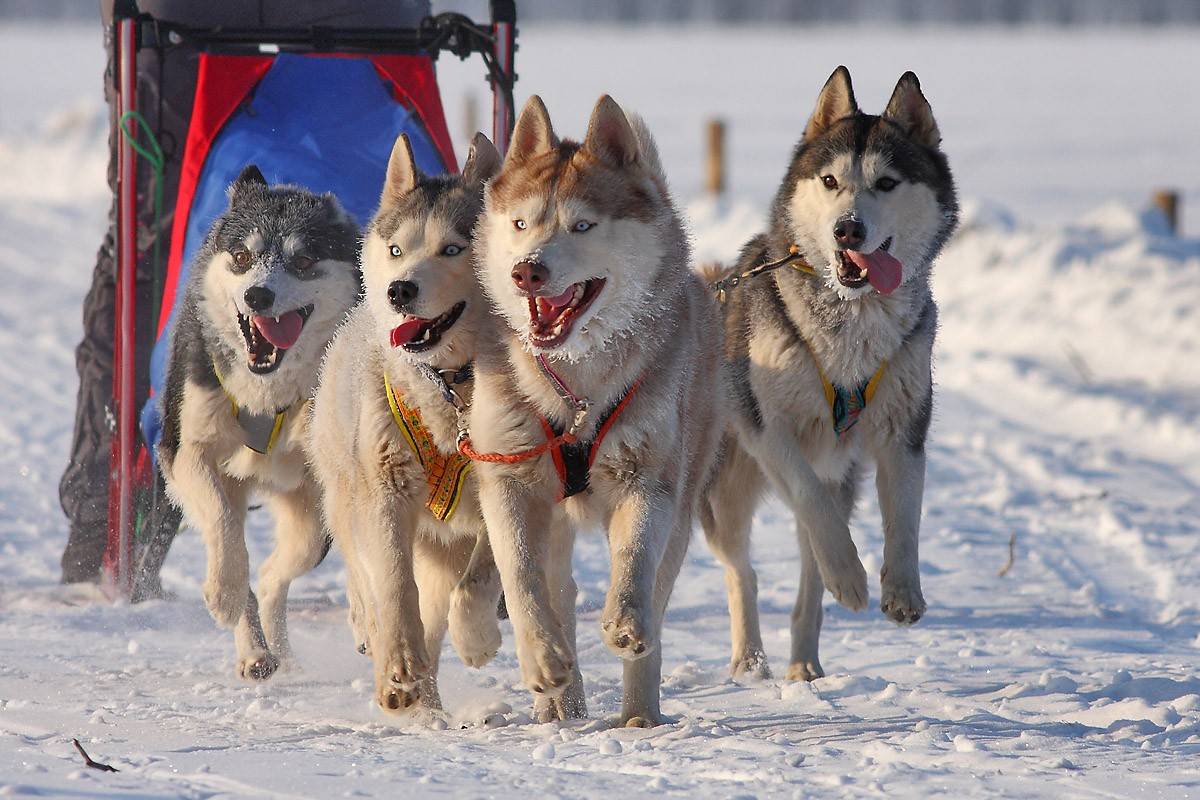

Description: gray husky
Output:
[157,166,360,680]
[701,66,958,681]
[308,133,505,714]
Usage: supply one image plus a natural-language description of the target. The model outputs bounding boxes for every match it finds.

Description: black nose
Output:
[834,218,867,250]
[243,285,275,312]
[387,280,419,310]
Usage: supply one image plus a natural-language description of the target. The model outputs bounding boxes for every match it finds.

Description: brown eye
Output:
[876,176,899,192]
[294,255,316,272]
[232,249,252,268]
[821,175,839,190]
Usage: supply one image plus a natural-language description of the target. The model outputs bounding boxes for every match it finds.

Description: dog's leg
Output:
[875,440,927,625]
[323,480,375,655]
[478,474,575,700]
[170,446,252,628]
[234,588,279,680]
[789,471,857,681]
[447,531,503,669]
[256,483,328,666]
[358,498,430,713]
[700,442,769,679]
[538,521,586,722]
[620,511,690,727]
[412,536,462,712]
[754,431,868,611]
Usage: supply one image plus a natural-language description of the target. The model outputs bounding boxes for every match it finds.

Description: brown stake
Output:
[706,118,726,197]
[1151,189,1179,236]
[72,738,119,773]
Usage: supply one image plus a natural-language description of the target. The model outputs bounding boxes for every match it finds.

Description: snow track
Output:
[2,21,1199,800]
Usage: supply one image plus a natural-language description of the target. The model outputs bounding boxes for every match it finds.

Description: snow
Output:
[2,20,1199,800]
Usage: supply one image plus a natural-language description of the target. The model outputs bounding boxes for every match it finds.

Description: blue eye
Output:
[572,221,596,233]
[442,244,463,256]
[388,244,402,258]
[513,219,528,231]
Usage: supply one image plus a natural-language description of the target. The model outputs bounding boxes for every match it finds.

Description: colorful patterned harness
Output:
[814,360,886,436]
[384,373,473,522]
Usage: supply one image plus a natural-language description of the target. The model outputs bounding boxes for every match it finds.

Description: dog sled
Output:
[102,1,518,600]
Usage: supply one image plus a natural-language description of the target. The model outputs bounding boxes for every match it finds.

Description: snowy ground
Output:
[2,21,1199,800]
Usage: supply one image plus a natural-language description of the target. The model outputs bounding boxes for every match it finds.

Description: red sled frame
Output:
[102,2,518,600]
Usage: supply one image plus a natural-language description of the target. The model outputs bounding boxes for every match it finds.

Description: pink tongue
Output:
[544,285,576,312]
[252,311,304,349]
[846,249,903,295]
[390,317,426,348]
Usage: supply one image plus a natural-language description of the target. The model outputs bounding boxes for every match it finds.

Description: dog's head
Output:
[779,67,958,301]
[477,95,675,361]
[200,166,359,376]
[361,132,500,366]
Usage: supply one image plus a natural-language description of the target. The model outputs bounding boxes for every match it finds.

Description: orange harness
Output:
[538,380,641,500]
[384,373,473,522]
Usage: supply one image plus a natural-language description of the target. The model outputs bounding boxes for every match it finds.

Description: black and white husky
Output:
[157,166,360,680]
[702,67,959,681]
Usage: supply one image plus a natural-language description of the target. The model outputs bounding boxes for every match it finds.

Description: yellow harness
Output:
[814,359,887,436]
[384,373,473,522]
[212,360,289,455]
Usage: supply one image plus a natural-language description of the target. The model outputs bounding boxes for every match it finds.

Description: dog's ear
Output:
[228,164,268,207]
[804,65,858,141]
[583,95,639,168]
[462,132,501,185]
[383,133,421,203]
[883,71,941,148]
[507,95,557,164]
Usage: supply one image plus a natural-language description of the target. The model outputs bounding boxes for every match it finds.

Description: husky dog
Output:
[308,133,505,713]
[157,166,359,679]
[701,67,958,681]
[467,95,723,726]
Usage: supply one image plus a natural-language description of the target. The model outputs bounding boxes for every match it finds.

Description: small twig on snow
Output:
[72,738,118,773]
[997,533,1017,577]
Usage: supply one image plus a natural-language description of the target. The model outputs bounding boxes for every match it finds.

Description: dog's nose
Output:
[834,218,867,250]
[243,285,275,312]
[511,260,549,293]
[387,280,419,310]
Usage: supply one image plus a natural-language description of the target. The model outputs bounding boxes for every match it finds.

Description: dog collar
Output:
[211,359,292,455]
[812,358,886,436]
[384,372,473,522]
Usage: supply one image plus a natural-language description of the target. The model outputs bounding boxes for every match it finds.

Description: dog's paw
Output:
[534,678,588,722]
[785,659,825,682]
[203,575,248,628]
[378,684,421,713]
[730,648,771,680]
[237,650,280,682]
[880,568,926,625]
[520,637,576,699]
[377,648,430,693]
[448,587,502,668]
[821,547,869,612]
[620,710,671,728]
[356,641,371,656]
[600,603,656,661]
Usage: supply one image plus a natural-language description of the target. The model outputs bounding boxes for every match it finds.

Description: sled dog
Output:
[701,67,959,681]
[467,95,723,726]
[308,133,505,713]
[157,167,359,680]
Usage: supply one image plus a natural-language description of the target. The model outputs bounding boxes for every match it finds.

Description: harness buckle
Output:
[568,401,591,437]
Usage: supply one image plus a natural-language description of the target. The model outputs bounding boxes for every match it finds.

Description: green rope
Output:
[117,110,165,333]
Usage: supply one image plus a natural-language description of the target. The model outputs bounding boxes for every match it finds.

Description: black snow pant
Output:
[61,0,431,584]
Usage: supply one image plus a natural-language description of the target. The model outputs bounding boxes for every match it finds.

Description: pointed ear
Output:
[804,66,858,141]
[461,132,501,185]
[507,95,557,164]
[228,164,267,207]
[883,71,941,148]
[383,133,421,204]
[583,95,639,168]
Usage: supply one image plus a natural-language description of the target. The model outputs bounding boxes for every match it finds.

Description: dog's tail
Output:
[623,110,666,184]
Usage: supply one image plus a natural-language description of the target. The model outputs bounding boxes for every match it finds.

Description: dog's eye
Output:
[442,244,464,257]
[389,244,402,258]
[875,176,900,192]
[821,175,839,190]
[231,249,252,269]
[293,255,316,272]
[513,219,527,231]
[571,221,595,233]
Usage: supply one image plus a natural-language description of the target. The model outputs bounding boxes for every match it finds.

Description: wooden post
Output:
[1152,189,1179,235]
[462,91,480,148]
[706,118,725,197]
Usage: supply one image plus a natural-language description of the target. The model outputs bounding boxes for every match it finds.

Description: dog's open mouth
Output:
[237,305,314,374]
[526,278,605,349]
[835,237,902,294]
[389,301,466,353]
